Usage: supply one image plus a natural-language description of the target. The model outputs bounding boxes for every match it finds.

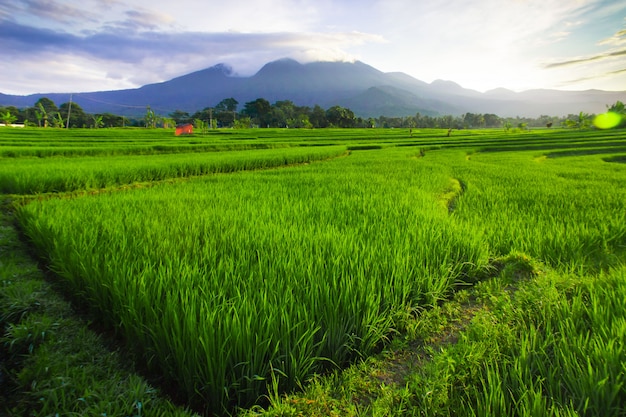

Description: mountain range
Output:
[2,58,624,118]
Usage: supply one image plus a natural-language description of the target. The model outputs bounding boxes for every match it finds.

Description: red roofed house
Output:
[175,123,193,136]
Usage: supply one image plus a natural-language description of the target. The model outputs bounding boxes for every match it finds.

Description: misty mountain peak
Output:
[485,87,516,96]
[209,63,235,76]
[256,58,303,75]
[430,79,463,90]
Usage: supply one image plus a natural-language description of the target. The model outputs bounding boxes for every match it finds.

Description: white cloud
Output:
[0,21,386,94]
[0,54,138,95]
[598,26,626,47]
[1,0,624,94]
[355,0,623,91]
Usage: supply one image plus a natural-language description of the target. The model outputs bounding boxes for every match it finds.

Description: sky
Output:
[1,0,625,95]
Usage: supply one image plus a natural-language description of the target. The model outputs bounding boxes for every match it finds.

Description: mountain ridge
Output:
[1,59,624,118]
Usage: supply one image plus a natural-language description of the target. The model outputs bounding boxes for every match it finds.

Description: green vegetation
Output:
[0,204,198,416]
[246,260,626,417]
[1,125,625,416]
[4,97,624,130]
[1,144,345,194]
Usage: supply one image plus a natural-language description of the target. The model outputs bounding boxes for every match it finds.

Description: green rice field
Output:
[2,126,625,416]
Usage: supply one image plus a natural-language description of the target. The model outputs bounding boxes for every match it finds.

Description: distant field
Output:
[3,126,626,415]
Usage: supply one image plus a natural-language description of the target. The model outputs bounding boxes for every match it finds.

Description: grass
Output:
[0,204,198,416]
[245,259,626,417]
[448,149,626,270]
[1,145,346,194]
[14,147,491,413]
[2,126,626,415]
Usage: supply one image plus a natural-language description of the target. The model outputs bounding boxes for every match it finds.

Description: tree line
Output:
[0,97,129,129]
[2,97,625,130]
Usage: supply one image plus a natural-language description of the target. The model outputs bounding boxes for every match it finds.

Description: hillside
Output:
[1,59,624,118]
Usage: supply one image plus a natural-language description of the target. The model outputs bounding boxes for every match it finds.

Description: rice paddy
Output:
[2,126,625,416]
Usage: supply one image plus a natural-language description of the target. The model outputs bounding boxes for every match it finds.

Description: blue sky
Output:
[1,0,625,95]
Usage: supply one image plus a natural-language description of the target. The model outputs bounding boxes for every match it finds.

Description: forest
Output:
[3,96,624,131]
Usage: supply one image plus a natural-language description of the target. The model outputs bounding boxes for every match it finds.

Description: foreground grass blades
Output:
[1,145,346,194]
[0,208,198,416]
[15,148,491,413]
[246,261,626,417]
[2,127,626,415]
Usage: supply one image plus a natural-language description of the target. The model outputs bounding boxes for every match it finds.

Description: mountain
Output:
[1,59,625,118]
[338,86,457,117]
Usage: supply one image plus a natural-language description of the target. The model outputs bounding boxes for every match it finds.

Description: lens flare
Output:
[593,112,622,129]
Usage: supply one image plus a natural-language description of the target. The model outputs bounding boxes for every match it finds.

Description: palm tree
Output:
[145,106,156,128]
[38,103,49,127]
[607,100,625,115]
[1,110,17,126]
[34,110,43,127]
[608,101,625,127]
[92,115,104,129]
[566,112,591,129]
[53,112,64,128]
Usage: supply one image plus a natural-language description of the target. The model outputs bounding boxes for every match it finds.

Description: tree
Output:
[169,110,191,125]
[1,106,20,124]
[309,105,328,128]
[215,111,235,127]
[215,98,238,112]
[1,110,17,126]
[606,101,626,128]
[565,112,591,129]
[31,98,58,128]
[194,118,208,134]
[483,113,501,128]
[293,115,313,129]
[440,115,455,129]
[33,109,43,127]
[92,114,104,128]
[273,101,296,127]
[162,118,176,129]
[59,102,88,128]
[37,103,49,127]
[52,112,64,128]
[608,100,625,115]
[326,105,355,128]
[100,113,125,128]
[191,107,215,129]
[234,117,252,129]
[242,98,271,127]
[463,112,485,129]
[144,106,157,128]
[291,105,313,128]
[34,97,58,116]
[214,98,238,127]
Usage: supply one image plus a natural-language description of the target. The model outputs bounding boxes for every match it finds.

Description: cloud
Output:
[102,8,175,31]
[2,0,623,94]
[0,18,385,93]
[544,49,626,69]
[1,20,73,51]
[19,0,100,25]
[1,19,384,63]
[560,66,626,87]
[598,28,626,47]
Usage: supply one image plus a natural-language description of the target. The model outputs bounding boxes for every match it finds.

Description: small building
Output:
[175,123,193,136]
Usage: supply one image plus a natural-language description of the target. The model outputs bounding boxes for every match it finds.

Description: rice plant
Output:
[16,147,490,413]
[1,145,345,194]
[10,127,626,415]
